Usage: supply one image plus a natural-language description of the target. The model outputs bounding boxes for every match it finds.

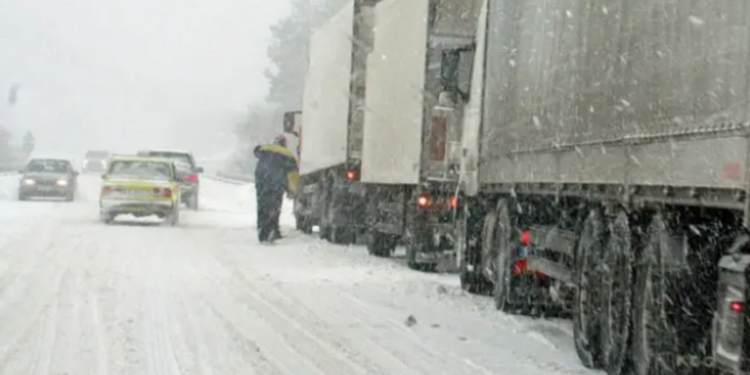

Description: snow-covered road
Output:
[0,174,600,375]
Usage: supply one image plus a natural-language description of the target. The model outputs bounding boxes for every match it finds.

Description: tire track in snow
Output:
[180,250,326,374]
[340,292,591,375]
[199,246,388,375]
[0,223,81,373]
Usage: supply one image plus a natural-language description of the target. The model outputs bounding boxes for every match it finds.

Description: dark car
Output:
[18,158,79,201]
[137,149,203,210]
[82,150,111,173]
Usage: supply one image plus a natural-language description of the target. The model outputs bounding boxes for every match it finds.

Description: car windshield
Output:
[26,160,70,173]
[108,160,171,180]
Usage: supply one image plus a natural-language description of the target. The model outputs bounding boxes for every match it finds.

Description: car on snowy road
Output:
[99,155,181,225]
[137,149,203,210]
[18,158,78,201]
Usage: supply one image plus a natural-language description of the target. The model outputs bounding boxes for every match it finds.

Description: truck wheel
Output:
[295,215,313,234]
[631,213,678,375]
[573,208,606,369]
[406,225,438,273]
[491,199,515,311]
[600,210,633,375]
[327,226,355,245]
[457,205,485,293]
[367,230,396,257]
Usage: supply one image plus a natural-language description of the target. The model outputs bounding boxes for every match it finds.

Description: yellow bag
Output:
[286,171,299,195]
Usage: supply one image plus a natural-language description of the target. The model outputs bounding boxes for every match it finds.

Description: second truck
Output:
[285,0,482,271]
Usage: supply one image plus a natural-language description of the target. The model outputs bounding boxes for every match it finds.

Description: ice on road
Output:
[0,174,598,375]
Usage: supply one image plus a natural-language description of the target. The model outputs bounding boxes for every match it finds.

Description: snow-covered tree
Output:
[264,0,350,109]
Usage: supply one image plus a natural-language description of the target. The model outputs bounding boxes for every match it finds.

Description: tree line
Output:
[230,0,348,173]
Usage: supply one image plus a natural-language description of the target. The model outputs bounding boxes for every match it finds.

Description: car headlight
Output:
[56,180,68,186]
[23,179,36,185]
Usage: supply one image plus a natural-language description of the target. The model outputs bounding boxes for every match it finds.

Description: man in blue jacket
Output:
[254,135,298,243]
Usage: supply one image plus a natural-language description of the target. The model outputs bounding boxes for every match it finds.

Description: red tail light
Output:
[520,230,531,246]
[731,301,743,312]
[103,186,115,192]
[162,188,173,197]
[417,193,430,208]
[183,174,198,183]
[449,195,458,208]
[345,170,357,180]
[513,259,528,275]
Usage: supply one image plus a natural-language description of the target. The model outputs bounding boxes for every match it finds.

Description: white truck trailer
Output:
[285,0,482,272]
[283,0,377,244]
[439,0,750,374]
[357,0,482,271]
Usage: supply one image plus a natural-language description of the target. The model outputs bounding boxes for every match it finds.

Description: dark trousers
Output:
[256,186,284,242]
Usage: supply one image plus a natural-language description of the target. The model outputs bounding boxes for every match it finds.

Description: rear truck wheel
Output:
[573,208,606,369]
[367,230,397,257]
[600,210,633,375]
[320,186,354,245]
[295,214,313,234]
[631,213,678,375]
[457,204,486,293]
[406,223,438,273]
[491,199,517,312]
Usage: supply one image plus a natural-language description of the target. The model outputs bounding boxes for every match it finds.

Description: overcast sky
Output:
[0,0,289,158]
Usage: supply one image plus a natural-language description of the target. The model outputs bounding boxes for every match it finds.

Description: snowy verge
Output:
[202,174,249,185]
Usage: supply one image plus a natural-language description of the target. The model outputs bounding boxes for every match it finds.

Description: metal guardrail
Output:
[204,171,254,185]
[213,171,254,183]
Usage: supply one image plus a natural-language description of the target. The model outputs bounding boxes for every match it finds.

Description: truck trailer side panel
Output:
[479,0,750,189]
[361,0,429,185]
[300,2,354,176]
[458,0,488,196]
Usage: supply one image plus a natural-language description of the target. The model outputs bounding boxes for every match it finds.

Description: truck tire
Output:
[295,215,313,234]
[406,224,438,273]
[491,199,516,311]
[631,213,678,375]
[457,205,486,293]
[600,210,633,375]
[573,208,606,369]
[367,230,396,257]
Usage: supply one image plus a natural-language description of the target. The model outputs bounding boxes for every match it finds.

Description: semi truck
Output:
[285,0,482,271]
[282,0,376,244]
[440,0,750,375]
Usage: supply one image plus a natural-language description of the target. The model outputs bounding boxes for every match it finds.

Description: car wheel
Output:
[18,192,26,201]
[187,194,199,210]
[100,211,114,224]
[168,209,180,226]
